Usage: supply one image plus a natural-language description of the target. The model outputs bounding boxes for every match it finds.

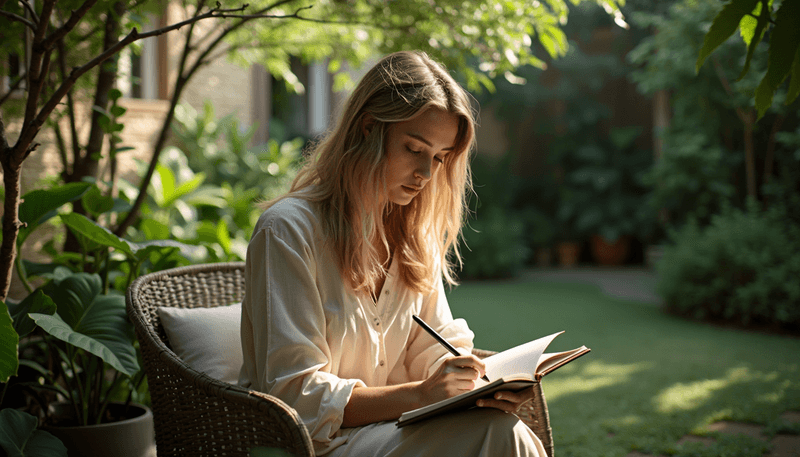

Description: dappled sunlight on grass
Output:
[545,360,654,401]
[654,367,776,413]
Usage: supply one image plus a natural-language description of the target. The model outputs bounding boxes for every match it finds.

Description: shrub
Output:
[657,203,800,332]
[459,154,529,279]
[460,205,529,280]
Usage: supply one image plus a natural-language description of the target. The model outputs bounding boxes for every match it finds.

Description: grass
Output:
[446,278,800,457]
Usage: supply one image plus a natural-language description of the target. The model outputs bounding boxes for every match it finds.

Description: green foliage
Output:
[629,0,800,233]
[554,125,653,242]
[642,132,737,229]
[34,273,138,377]
[222,0,626,94]
[460,154,529,279]
[134,102,302,262]
[0,301,18,383]
[0,182,194,427]
[0,409,67,457]
[657,203,800,331]
[695,0,800,119]
[16,183,92,248]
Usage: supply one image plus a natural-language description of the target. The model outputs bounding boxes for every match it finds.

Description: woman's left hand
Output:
[475,386,536,414]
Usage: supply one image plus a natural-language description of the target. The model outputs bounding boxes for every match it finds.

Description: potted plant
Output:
[0,183,191,457]
[558,127,652,266]
[524,209,557,268]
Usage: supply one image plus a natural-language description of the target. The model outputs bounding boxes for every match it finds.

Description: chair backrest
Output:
[126,262,314,457]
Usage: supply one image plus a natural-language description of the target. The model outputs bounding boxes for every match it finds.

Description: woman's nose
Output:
[414,157,433,180]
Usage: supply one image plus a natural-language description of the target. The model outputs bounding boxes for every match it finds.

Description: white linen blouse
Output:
[239,196,475,455]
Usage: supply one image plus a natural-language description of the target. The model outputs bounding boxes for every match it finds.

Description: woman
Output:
[240,50,546,456]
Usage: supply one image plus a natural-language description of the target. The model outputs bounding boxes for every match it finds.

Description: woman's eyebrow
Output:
[405,133,455,151]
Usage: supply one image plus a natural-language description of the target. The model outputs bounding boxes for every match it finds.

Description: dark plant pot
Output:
[43,402,155,457]
[557,242,580,268]
[535,247,553,267]
[590,234,631,266]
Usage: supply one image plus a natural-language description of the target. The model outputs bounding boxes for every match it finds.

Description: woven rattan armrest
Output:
[471,348,554,457]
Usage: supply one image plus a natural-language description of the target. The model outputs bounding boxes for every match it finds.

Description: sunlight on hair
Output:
[544,360,653,401]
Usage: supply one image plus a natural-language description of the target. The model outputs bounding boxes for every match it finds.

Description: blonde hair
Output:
[267,51,476,294]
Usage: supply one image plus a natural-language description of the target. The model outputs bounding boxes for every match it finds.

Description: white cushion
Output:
[157,303,243,385]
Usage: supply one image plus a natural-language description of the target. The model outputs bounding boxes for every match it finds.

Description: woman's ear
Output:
[361,113,376,137]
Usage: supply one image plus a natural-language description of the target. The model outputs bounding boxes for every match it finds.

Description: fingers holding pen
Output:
[442,354,486,380]
[418,354,486,405]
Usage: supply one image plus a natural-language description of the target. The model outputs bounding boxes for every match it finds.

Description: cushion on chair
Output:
[157,303,243,384]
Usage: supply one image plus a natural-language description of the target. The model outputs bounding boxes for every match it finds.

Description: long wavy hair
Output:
[266,50,476,295]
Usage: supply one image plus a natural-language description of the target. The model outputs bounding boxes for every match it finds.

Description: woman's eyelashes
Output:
[406,145,445,163]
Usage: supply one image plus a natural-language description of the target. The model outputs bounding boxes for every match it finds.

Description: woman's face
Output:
[382,107,459,206]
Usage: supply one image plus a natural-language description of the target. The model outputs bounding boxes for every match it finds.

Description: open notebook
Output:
[397,331,589,427]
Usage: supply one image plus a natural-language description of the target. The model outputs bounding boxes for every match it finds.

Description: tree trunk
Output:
[0,112,24,301]
[743,110,757,200]
[63,2,124,253]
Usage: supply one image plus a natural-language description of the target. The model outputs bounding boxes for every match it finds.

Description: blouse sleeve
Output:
[240,209,365,446]
[403,275,475,381]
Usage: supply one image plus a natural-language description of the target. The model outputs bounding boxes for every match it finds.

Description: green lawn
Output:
[446,279,800,457]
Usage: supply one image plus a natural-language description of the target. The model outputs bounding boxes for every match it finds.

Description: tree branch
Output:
[40,0,100,52]
[0,10,36,30]
[112,1,304,235]
[14,3,249,158]
[32,0,56,44]
[18,0,39,23]
[56,38,80,177]
[0,71,27,107]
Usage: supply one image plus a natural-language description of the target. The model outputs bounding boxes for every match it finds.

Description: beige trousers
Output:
[324,408,546,457]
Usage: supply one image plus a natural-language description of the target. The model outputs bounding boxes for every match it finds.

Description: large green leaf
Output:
[81,185,115,217]
[695,0,760,72]
[0,301,19,383]
[0,409,67,457]
[47,273,102,329]
[7,290,56,338]
[736,0,770,80]
[754,0,800,117]
[31,273,139,376]
[30,307,137,377]
[17,182,92,246]
[60,213,134,257]
[788,46,800,105]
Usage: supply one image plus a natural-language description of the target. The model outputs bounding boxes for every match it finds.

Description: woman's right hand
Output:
[417,354,486,406]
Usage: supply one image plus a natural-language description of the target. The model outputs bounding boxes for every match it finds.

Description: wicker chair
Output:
[126,262,554,457]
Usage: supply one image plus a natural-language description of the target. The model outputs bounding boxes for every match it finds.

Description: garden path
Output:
[521,267,662,306]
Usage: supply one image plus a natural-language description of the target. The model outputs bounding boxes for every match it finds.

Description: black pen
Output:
[412,314,490,382]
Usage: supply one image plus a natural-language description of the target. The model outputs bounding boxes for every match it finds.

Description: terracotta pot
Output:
[43,402,155,457]
[590,234,631,266]
[557,242,580,268]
